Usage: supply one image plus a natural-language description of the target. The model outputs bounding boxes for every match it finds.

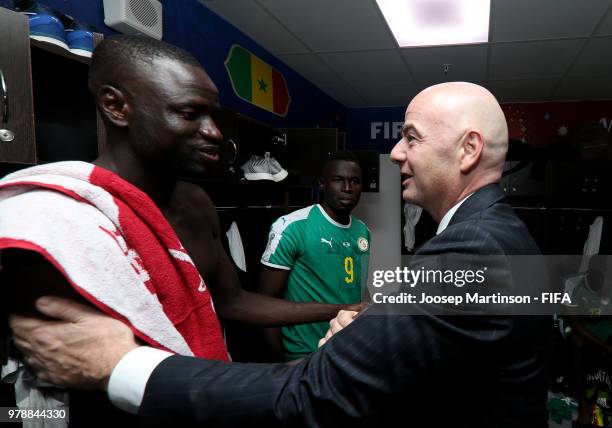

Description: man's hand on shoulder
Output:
[9,296,138,390]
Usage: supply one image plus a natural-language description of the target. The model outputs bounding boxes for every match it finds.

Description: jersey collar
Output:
[316,204,352,228]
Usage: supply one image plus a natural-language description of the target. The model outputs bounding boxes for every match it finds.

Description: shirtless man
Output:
[0,35,354,423]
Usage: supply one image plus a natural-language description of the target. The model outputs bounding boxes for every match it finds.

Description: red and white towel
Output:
[0,161,229,360]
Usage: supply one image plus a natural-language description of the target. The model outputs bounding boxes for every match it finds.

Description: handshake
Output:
[318,303,368,348]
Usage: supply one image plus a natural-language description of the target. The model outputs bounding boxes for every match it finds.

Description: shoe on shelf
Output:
[241,152,288,182]
[65,23,94,57]
[17,1,69,50]
[27,14,68,49]
[268,155,288,181]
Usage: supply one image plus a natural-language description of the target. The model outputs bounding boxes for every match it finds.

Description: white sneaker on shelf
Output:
[241,152,288,182]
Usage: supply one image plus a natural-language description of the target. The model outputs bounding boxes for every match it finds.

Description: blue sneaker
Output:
[24,12,68,49]
[17,1,69,50]
[65,25,94,57]
[26,13,68,50]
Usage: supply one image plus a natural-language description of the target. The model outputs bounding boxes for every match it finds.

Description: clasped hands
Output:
[318,302,368,348]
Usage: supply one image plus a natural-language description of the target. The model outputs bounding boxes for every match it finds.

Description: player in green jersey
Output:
[258,152,370,360]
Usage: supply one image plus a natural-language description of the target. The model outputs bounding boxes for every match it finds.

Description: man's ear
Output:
[97,85,129,128]
[459,130,484,173]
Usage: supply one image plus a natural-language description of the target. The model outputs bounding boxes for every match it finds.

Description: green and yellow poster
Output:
[225,45,291,116]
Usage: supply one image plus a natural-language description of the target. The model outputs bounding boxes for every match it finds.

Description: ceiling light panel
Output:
[376,0,490,47]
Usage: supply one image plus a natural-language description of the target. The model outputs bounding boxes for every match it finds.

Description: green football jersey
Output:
[261,204,370,359]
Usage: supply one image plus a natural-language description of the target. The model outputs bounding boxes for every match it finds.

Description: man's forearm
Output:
[217,290,348,326]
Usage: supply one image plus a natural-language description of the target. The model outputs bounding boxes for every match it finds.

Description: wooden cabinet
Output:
[0,7,35,164]
[200,112,385,205]
[196,108,286,184]
[282,129,380,192]
[282,127,337,186]
[192,107,383,203]
[194,113,340,210]
[204,110,347,189]
[0,7,102,167]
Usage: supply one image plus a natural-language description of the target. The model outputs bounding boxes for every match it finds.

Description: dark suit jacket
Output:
[140,183,551,427]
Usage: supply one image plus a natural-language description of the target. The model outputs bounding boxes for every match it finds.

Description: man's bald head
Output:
[411,82,508,175]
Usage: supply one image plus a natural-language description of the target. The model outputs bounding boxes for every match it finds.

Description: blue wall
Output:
[345,106,406,153]
[2,0,410,150]
[27,0,345,129]
[162,2,345,129]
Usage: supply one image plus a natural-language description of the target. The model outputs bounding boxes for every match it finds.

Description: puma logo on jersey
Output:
[320,237,333,248]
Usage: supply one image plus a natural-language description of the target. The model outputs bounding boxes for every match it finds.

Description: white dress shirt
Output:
[436,194,473,235]
[107,346,172,414]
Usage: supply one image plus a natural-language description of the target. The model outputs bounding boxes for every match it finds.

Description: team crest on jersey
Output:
[357,237,369,252]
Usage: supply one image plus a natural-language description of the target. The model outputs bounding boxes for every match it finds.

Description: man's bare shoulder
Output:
[174,181,216,214]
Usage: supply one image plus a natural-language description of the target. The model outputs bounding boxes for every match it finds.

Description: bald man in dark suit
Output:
[9,82,551,428]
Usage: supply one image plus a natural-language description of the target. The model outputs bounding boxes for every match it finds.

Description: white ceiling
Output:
[200,0,612,107]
